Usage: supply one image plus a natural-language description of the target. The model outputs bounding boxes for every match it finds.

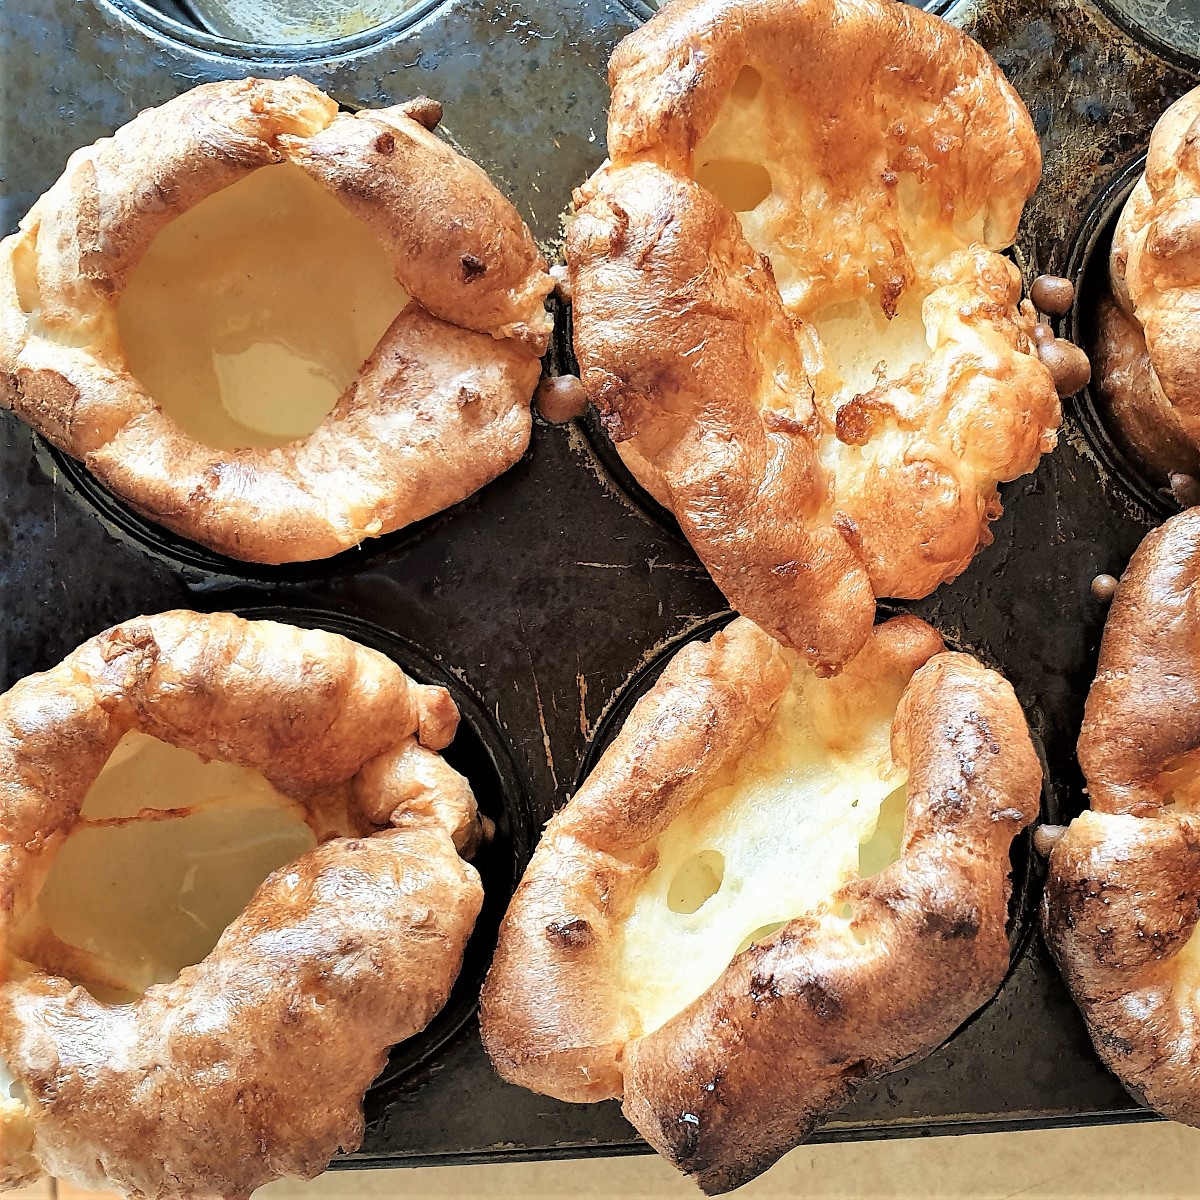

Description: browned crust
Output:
[1043,811,1200,1125]
[624,650,1038,1192]
[1092,294,1200,483]
[1077,509,1200,816]
[481,616,1040,1192]
[1044,509,1200,1130]
[0,610,483,1198]
[481,619,793,1102]
[566,0,1058,673]
[568,164,876,672]
[1109,87,1200,457]
[286,106,551,347]
[0,77,552,564]
[80,307,539,562]
[605,0,1040,241]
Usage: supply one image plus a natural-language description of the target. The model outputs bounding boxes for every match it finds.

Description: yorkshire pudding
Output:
[567,0,1062,673]
[481,615,1040,1192]
[0,76,553,563]
[0,610,484,1198]
[1095,88,1200,487]
[1044,508,1200,1126]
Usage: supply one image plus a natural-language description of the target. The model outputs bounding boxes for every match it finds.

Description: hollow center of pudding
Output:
[0,1055,26,1109]
[1172,914,1200,1014]
[693,68,773,217]
[618,666,906,1035]
[690,69,937,412]
[694,159,773,214]
[807,289,931,411]
[30,730,316,1001]
[116,162,410,450]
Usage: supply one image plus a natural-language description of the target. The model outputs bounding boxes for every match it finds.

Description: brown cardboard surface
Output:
[48,1123,1200,1199]
[5,1182,51,1200]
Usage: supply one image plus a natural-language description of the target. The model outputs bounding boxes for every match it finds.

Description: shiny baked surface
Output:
[482,615,1040,1193]
[0,611,484,1199]
[1045,509,1200,1133]
[567,0,1061,674]
[0,77,553,563]
[1098,87,1200,485]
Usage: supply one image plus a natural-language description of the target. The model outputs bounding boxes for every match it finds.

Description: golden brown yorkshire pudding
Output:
[0,610,484,1199]
[481,615,1040,1193]
[567,0,1062,673]
[1044,508,1200,1126]
[1097,89,1200,488]
[0,76,553,564]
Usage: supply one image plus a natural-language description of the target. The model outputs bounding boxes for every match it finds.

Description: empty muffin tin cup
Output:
[1091,0,1200,71]
[103,0,443,58]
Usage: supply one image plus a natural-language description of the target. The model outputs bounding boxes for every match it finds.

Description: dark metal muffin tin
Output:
[0,0,1193,1172]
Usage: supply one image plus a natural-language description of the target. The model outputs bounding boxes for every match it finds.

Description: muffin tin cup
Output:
[1090,0,1200,72]
[100,0,448,59]
[578,611,1051,978]
[228,604,534,1091]
[550,293,685,533]
[33,435,473,586]
[2,0,1198,1172]
[1061,154,1179,521]
[576,410,680,532]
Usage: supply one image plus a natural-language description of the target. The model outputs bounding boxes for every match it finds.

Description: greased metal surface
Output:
[0,0,1191,1168]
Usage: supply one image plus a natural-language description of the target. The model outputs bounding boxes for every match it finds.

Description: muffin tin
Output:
[0,0,1194,1172]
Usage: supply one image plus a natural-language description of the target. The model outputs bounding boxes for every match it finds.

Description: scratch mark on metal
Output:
[530,671,558,789]
[576,671,591,739]
[647,557,704,573]
[576,558,705,572]
[999,1170,1075,1200]
[518,611,558,790]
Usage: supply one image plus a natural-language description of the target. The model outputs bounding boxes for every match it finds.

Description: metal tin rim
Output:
[228,602,533,1088]
[552,295,684,537]
[574,609,1044,973]
[1089,0,1200,73]
[1062,152,1177,522]
[100,0,446,62]
[35,434,462,586]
